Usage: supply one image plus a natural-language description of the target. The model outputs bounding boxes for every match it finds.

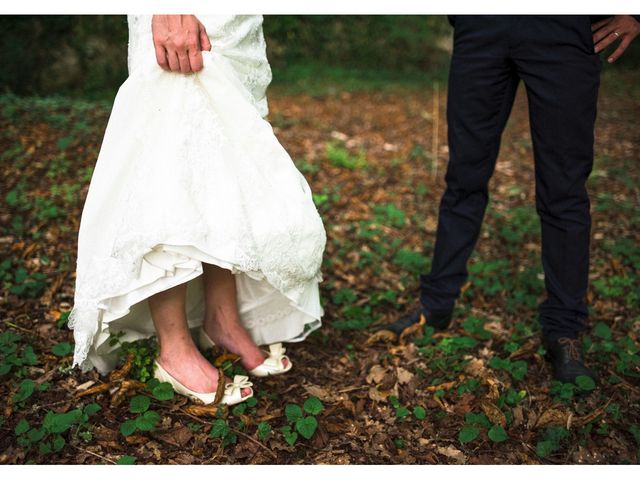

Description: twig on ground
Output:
[229,427,277,460]
[3,320,34,334]
[71,444,116,464]
[608,369,640,395]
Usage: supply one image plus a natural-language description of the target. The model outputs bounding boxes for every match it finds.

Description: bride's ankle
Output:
[157,344,199,365]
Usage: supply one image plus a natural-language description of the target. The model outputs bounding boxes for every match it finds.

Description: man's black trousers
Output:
[420,16,602,340]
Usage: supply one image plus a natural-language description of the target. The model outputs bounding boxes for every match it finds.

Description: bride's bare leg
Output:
[148,282,251,396]
[201,264,289,370]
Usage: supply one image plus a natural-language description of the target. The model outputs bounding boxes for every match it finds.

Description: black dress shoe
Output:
[544,336,597,385]
[377,307,453,337]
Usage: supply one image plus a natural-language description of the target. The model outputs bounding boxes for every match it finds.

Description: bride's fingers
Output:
[177,49,192,74]
[155,45,169,71]
[166,49,180,72]
[199,22,212,51]
[189,48,204,72]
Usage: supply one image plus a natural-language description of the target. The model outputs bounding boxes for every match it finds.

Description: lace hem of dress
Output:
[69,234,323,371]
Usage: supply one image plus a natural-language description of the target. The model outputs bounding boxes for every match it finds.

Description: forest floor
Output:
[0,68,639,465]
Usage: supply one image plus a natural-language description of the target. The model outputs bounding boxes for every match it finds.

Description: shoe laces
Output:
[558,337,581,361]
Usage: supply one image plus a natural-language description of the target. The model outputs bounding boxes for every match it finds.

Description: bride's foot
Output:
[155,346,252,398]
[202,315,289,372]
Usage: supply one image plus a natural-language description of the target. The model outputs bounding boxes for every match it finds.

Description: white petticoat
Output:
[69,15,326,374]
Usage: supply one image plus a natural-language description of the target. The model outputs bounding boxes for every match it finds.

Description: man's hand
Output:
[151,15,212,74]
[592,15,640,63]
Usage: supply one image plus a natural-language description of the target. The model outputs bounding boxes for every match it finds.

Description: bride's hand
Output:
[151,15,212,74]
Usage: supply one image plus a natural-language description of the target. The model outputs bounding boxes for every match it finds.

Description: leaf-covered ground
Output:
[1,69,639,465]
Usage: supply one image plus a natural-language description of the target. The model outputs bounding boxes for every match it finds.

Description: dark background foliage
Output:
[3,15,639,99]
[0,15,452,98]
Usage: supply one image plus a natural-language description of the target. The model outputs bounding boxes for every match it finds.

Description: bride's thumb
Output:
[199,22,212,51]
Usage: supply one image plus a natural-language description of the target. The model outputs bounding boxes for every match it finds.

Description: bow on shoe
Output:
[247,343,292,376]
[224,375,253,397]
[263,343,287,368]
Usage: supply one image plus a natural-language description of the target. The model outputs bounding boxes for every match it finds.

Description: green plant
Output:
[373,203,406,228]
[332,288,357,306]
[488,424,509,443]
[393,249,429,273]
[279,396,324,445]
[144,378,175,401]
[416,334,477,381]
[326,142,366,170]
[388,395,410,419]
[0,331,39,378]
[458,425,480,444]
[280,425,298,446]
[369,289,398,307]
[462,316,492,340]
[3,262,47,299]
[116,337,159,383]
[12,378,48,408]
[488,356,528,381]
[116,455,137,465]
[51,342,73,357]
[332,304,379,330]
[32,196,63,222]
[4,180,31,213]
[492,205,540,250]
[312,193,329,207]
[257,421,271,441]
[588,325,640,378]
[550,381,576,404]
[56,311,71,329]
[209,418,237,447]
[593,275,638,307]
[15,403,101,455]
[456,378,481,396]
[603,238,640,271]
[464,259,511,298]
[575,375,596,392]
[536,426,570,458]
[47,154,71,178]
[505,263,545,313]
[119,395,161,437]
[465,412,492,429]
[502,388,527,407]
[458,412,504,445]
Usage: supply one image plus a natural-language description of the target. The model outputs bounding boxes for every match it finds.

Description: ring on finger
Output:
[613,31,620,38]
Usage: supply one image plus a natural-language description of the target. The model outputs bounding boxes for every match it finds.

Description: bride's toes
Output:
[241,387,252,398]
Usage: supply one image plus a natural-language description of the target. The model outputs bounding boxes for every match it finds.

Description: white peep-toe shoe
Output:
[197,327,293,377]
[153,360,253,406]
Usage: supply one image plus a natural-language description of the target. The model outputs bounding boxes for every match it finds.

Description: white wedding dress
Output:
[69,15,326,374]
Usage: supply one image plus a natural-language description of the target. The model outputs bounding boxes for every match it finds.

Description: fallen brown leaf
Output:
[366,365,387,384]
[396,367,414,385]
[183,404,224,417]
[365,329,397,345]
[109,353,135,382]
[436,445,467,464]
[480,400,507,427]
[535,408,570,429]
